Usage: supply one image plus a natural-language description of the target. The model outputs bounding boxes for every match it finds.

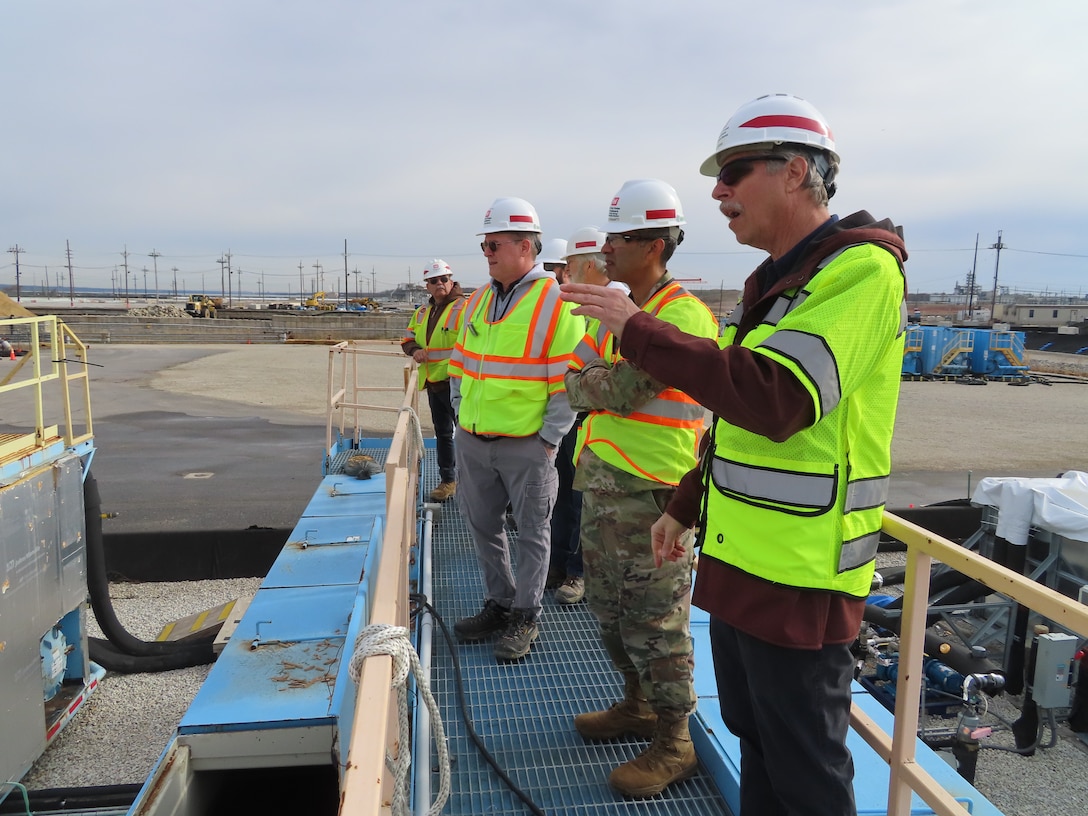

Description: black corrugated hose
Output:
[84,471,218,672]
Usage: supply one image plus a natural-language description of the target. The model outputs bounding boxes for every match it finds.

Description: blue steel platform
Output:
[422,441,1004,816]
[127,438,1005,816]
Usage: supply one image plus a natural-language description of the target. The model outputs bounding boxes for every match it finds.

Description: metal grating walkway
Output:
[420,448,731,816]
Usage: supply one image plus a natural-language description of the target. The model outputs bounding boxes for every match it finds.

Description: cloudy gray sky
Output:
[3,1,1087,300]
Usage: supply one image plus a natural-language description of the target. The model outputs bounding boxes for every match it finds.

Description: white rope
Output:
[399,405,425,460]
[348,623,450,816]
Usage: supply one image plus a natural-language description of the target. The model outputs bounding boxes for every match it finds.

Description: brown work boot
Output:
[574,673,657,740]
[609,714,698,798]
[428,480,456,502]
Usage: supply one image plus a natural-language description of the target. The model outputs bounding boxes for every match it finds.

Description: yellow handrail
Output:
[329,341,422,815]
[851,511,1088,816]
[0,316,92,464]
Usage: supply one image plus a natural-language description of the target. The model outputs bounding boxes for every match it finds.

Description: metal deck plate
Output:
[422,449,731,815]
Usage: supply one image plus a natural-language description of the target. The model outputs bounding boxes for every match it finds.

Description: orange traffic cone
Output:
[8,348,14,361]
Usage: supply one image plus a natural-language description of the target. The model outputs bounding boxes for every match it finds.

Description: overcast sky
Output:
[3,1,1087,300]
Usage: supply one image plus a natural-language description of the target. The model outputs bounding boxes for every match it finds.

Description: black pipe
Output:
[0,784,140,815]
[864,604,1003,677]
[84,471,218,671]
[991,536,1029,695]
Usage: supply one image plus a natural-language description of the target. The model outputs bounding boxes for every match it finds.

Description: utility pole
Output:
[353,266,360,299]
[989,230,1005,326]
[142,266,149,298]
[66,240,75,306]
[313,260,323,295]
[172,266,179,299]
[235,268,242,305]
[371,268,376,296]
[217,253,229,300]
[966,233,979,320]
[122,245,130,308]
[7,244,22,301]
[149,249,161,300]
[343,239,350,309]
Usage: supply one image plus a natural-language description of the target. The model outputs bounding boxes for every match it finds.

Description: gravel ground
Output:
[19,342,1088,814]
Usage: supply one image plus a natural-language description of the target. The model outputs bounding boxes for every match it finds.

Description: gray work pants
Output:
[455,432,558,619]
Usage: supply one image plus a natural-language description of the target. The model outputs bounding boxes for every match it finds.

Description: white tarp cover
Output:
[971,471,1088,546]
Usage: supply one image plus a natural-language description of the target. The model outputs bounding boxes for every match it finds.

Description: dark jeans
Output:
[709,616,857,816]
[427,383,456,483]
[548,423,582,578]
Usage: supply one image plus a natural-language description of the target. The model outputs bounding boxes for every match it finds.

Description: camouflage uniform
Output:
[569,378,696,720]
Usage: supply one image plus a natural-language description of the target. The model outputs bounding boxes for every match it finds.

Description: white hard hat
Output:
[423,259,452,281]
[605,179,685,234]
[477,197,542,235]
[540,238,569,265]
[564,226,607,257]
[699,93,838,176]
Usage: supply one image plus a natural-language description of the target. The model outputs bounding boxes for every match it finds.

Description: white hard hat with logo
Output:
[477,197,542,235]
[564,226,607,257]
[423,259,453,281]
[540,239,569,265]
[699,93,838,175]
[605,179,685,234]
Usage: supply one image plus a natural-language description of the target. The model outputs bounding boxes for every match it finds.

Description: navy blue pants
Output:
[548,423,583,578]
[426,384,457,484]
[709,616,857,816]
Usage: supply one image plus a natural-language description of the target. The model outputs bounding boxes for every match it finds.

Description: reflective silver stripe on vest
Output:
[897,301,908,337]
[428,348,453,361]
[711,458,836,511]
[635,395,705,422]
[763,293,795,326]
[528,283,563,358]
[573,336,600,364]
[759,329,841,416]
[845,475,890,513]
[471,359,551,378]
[839,531,879,573]
[725,302,743,328]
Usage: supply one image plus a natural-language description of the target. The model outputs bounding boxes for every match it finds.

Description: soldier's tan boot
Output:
[608,714,698,798]
[574,673,657,740]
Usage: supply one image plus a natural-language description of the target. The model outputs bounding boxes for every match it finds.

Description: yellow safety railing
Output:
[328,341,423,815]
[852,512,1088,816]
[0,315,93,463]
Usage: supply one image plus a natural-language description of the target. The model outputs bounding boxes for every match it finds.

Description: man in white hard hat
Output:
[401,259,466,502]
[540,237,570,283]
[547,228,630,606]
[448,197,585,662]
[564,185,719,798]
[561,94,908,815]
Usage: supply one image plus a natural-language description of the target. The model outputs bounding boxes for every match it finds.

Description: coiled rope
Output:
[399,405,425,459]
[348,623,450,816]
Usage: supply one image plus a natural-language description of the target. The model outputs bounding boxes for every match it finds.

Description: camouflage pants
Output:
[580,485,696,718]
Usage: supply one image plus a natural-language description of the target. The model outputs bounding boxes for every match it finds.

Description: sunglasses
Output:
[716,153,790,187]
[603,233,653,246]
[426,275,451,285]
[480,239,520,253]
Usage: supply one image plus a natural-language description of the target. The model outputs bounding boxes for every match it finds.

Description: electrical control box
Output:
[1033,632,1078,709]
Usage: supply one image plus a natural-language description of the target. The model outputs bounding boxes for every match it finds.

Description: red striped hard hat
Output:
[564,226,607,257]
[477,197,542,235]
[699,94,838,176]
[605,179,685,233]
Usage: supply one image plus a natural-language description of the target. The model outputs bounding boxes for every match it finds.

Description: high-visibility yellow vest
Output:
[701,244,906,597]
[450,277,584,437]
[571,281,718,485]
[403,297,466,389]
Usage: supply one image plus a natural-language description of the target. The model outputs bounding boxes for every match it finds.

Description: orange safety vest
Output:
[450,276,583,437]
[402,297,466,388]
[570,280,718,484]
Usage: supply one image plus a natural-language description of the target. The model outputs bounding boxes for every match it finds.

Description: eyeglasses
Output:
[716,153,790,187]
[603,233,653,246]
[426,275,451,285]
[480,239,519,253]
